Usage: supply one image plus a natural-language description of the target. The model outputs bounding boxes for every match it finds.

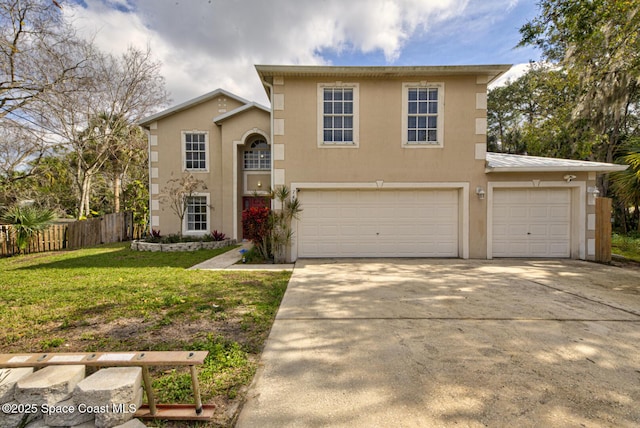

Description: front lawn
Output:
[0,243,291,426]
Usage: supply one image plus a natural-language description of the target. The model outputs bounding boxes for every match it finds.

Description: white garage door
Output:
[297,189,459,258]
[492,188,571,258]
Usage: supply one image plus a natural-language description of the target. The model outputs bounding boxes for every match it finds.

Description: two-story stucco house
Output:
[139,64,625,261]
[139,89,272,242]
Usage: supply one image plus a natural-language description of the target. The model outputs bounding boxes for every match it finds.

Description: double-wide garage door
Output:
[492,188,571,258]
[297,189,459,258]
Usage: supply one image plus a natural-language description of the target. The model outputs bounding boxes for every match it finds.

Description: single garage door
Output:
[492,188,571,257]
[297,189,459,257]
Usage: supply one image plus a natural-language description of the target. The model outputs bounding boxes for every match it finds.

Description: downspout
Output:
[260,77,275,210]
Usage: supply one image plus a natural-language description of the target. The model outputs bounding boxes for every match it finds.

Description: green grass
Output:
[0,243,291,420]
[612,233,640,263]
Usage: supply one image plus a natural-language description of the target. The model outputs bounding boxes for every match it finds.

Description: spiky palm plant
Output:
[1,205,56,254]
[270,186,302,263]
[611,143,640,232]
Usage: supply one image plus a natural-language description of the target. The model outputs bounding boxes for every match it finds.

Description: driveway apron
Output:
[236,259,640,427]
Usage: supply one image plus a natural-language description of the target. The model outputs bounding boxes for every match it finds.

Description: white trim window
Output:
[184,193,209,235]
[243,139,270,170]
[183,131,209,171]
[402,82,444,147]
[317,83,359,147]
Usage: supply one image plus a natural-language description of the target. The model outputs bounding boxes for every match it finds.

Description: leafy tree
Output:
[488,64,595,159]
[519,0,640,190]
[26,153,76,216]
[122,178,149,230]
[35,46,168,218]
[1,2,167,220]
[517,0,640,232]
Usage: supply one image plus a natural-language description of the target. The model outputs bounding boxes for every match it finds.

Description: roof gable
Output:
[138,88,256,127]
[213,102,270,124]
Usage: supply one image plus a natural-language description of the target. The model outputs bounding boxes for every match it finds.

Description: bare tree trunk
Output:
[78,173,93,218]
[114,174,121,213]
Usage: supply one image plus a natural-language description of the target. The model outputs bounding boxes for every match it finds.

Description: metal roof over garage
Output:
[485,152,628,173]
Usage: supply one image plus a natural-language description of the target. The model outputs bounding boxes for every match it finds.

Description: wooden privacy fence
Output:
[1,212,143,257]
[0,224,67,257]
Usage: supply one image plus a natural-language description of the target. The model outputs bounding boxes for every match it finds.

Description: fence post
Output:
[595,197,612,263]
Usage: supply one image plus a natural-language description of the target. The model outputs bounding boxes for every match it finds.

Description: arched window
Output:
[243,139,270,170]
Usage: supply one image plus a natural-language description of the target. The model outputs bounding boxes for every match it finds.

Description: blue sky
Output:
[65,0,542,106]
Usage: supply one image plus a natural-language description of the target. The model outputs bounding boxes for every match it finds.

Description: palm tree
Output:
[1,205,56,254]
[610,142,640,232]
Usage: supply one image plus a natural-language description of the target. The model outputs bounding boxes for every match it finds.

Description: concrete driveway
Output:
[236,259,640,427]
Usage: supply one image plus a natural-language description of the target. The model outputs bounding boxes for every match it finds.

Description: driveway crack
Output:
[526,279,640,318]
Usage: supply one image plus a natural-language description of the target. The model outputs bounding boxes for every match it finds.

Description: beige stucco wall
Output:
[273,75,486,183]
[271,73,597,260]
[273,74,491,258]
[147,95,269,239]
[217,109,270,239]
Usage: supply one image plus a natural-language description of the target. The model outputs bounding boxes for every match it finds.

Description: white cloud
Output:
[63,0,529,107]
[489,62,530,89]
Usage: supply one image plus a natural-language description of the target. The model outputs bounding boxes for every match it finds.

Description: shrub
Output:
[1,204,56,254]
[242,207,270,242]
[241,187,301,263]
[211,230,226,241]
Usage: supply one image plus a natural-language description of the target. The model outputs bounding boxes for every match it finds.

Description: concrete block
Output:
[43,397,93,427]
[74,368,142,428]
[16,365,85,406]
[94,387,142,428]
[24,417,48,427]
[0,400,35,428]
[113,419,147,428]
[71,421,97,428]
[0,368,34,404]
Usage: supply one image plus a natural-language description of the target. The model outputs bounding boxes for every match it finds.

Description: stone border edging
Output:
[130,238,237,252]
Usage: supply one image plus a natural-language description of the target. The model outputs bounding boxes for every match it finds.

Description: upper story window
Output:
[402,82,444,148]
[244,139,270,170]
[183,131,208,171]
[317,83,359,148]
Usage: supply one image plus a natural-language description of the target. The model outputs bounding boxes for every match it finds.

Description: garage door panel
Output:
[435,205,457,217]
[529,243,550,256]
[529,206,549,218]
[317,224,336,235]
[508,206,528,217]
[529,224,550,235]
[549,224,570,236]
[549,206,570,218]
[298,189,459,258]
[493,188,570,258]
